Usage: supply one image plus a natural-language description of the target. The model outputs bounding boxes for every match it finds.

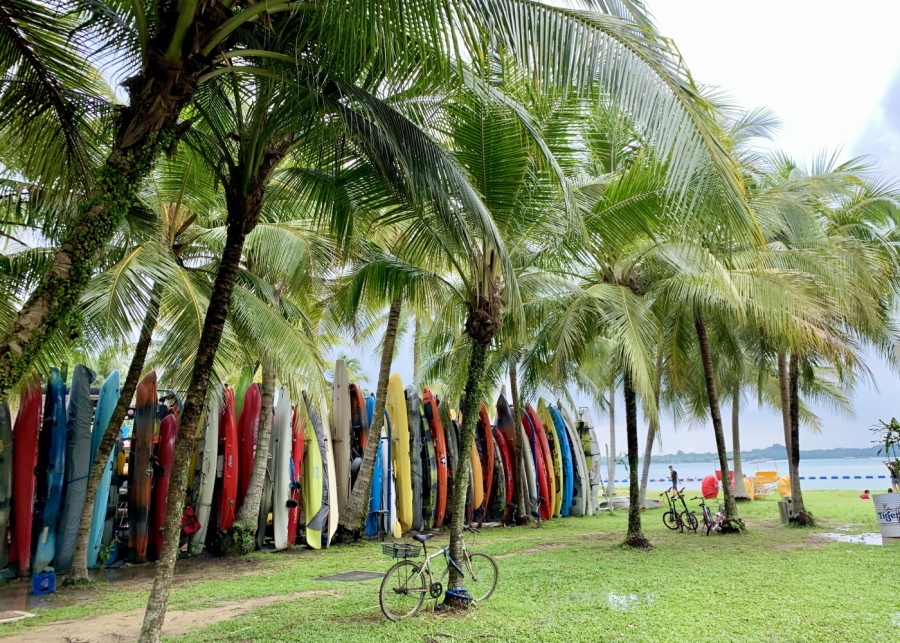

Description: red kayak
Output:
[493,428,514,523]
[10,379,41,577]
[523,406,552,520]
[149,413,178,560]
[237,383,261,508]
[422,387,448,528]
[476,404,494,520]
[287,407,305,545]
[218,386,239,531]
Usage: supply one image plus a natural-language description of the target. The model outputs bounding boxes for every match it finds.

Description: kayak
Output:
[149,412,178,560]
[302,391,328,549]
[286,406,304,545]
[421,387,447,529]
[87,370,121,568]
[349,383,368,488]
[476,404,495,522]
[520,423,539,518]
[536,400,563,516]
[11,379,41,577]
[33,367,68,572]
[0,402,11,569]
[423,409,437,530]
[272,387,292,550]
[190,389,219,554]
[406,386,424,531]
[218,386,238,531]
[237,383,261,510]
[559,404,590,517]
[366,426,386,538]
[493,427,515,523]
[129,371,156,563]
[547,403,574,517]
[523,408,551,521]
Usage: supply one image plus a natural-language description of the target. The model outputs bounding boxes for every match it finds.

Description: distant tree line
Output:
[647,444,882,464]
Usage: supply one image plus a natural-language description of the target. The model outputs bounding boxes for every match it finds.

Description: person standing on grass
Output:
[669,466,679,494]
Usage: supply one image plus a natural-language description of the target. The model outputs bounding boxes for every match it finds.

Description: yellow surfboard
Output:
[386,373,413,532]
[538,399,563,516]
[303,425,323,550]
[470,441,484,515]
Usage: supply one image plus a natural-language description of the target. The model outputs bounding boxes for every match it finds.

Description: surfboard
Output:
[423,410,437,529]
[385,373,412,532]
[129,371,156,563]
[11,379,41,577]
[149,412,177,560]
[0,402,12,569]
[272,387,292,550]
[547,403,574,517]
[580,408,602,512]
[523,408,551,520]
[237,383,261,510]
[421,387,447,529]
[287,407,304,545]
[302,391,326,549]
[405,386,424,531]
[559,404,590,517]
[493,428,514,523]
[476,404,494,522]
[190,389,219,554]
[322,397,339,548]
[366,426,386,538]
[536,400,563,516]
[383,411,401,538]
[33,367,67,572]
[218,386,239,532]
[520,423,538,518]
[87,370,121,568]
[331,360,352,511]
[349,383,369,488]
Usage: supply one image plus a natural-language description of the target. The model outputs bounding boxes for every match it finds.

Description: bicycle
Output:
[674,488,698,532]
[692,496,714,535]
[660,490,684,532]
[379,527,498,621]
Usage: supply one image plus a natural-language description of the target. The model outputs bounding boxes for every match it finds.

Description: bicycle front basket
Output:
[381,542,422,559]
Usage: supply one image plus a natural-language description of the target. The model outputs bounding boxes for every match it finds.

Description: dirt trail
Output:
[1,590,338,642]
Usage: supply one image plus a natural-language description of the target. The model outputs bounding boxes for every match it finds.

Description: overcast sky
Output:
[348,1,900,456]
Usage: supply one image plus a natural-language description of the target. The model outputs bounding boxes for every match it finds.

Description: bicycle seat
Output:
[412,533,434,543]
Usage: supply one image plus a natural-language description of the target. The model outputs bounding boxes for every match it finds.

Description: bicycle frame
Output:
[406,543,466,594]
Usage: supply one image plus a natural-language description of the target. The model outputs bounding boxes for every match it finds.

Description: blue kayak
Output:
[550,406,574,516]
[365,394,375,427]
[87,370,121,568]
[366,429,385,537]
[33,367,67,572]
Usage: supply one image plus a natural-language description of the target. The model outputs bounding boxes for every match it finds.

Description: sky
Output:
[345,1,900,457]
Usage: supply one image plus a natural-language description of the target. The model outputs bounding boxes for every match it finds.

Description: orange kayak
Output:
[525,403,555,520]
[422,387,448,528]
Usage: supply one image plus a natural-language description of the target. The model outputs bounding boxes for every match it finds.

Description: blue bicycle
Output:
[379,527,498,620]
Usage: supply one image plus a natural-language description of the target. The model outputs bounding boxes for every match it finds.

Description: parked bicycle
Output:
[379,527,499,621]
[660,489,684,532]
[674,488,699,532]
[692,496,715,535]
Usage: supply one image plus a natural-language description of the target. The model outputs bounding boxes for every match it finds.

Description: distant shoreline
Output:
[641,444,883,464]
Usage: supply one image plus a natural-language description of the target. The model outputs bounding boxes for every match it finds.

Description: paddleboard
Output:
[129,371,156,563]
[272,388,292,550]
[405,386,424,531]
[190,389,219,554]
[11,379,41,577]
[559,404,590,517]
[385,373,412,532]
[149,412,177,560]
[218,386,238,531]
[421,387,446,529]
[547,404,574,517]
[331,360,352,510]
[237,383,261,509]
[302,391,328,549]
[87,371,121,568]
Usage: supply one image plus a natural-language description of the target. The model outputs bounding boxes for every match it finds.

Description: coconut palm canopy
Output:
[0,0,899,640]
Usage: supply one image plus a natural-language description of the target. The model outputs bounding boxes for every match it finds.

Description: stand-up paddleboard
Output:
[405,386,424,531]
[525,403,554,519]
[523,409,551,520]
[237,383,261,509]
[494,394,518,518]
[87,370,121,568]
[191,390,219,554]
[476,404,495,521]
[493,428,514,523]
[536,401,563,516]
[287,407,304,546]
[349,383,368,489]
[272,387,292,550]
[520,424,539,518]
[219,386,238,532]
[423,413,437,529]
[366,427,386,537]
[129,371,157,563]
[256,401,277,551]
[559,404,590,517]
[55,365,97,573]
[149,412,177,560]
[548,404,574,517]
[0,402,12,569]
[302,391,327,549]
[421,388,447,529]
[33,367,68,572]
[11,379,41,577]
[385,374,411,532]
[331,361,352,512]
[580,408,601,513]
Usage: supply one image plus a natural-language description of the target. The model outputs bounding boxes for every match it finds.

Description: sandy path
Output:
[2,590,338,642]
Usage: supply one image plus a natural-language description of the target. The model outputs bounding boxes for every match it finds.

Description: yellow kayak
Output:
[386,373,412,532]
[538,399,563,516]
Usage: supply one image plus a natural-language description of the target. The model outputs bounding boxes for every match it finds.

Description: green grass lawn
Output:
[1,490,896,642]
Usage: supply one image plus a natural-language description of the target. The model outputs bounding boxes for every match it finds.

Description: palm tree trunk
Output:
[607,380,616,499]
[777,353,793,467]
[508,358,529,525]
[623,373,649,548]
[788,353,814,525]
[694,314,743,532]
[68,283,163,581]
[731,387,750,501]
[338,296,402,534]
[639,349,663,506]
[446,341,489,595]
[235,359,275,528]
[139,201,259,642]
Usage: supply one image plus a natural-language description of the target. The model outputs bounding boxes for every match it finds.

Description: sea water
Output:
[622,457,893,491]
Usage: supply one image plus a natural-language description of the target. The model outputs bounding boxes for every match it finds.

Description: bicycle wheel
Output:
[380,560,426,621]
[662,511,680,531]
[465,553,498,602]
[681,511,699,532]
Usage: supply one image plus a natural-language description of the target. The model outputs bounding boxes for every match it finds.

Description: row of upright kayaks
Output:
[367,372,605,538]
[0,359,606,578]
